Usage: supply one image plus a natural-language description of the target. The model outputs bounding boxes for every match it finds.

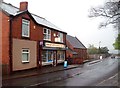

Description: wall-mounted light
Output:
[33,26,36,29]
[53,33,56,37]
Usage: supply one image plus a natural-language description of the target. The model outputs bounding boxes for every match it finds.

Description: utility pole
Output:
[99,41,101,54]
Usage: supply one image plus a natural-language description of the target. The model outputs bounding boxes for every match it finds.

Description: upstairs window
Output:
[22,19,30,37]
[58,32,63,43]
[43,28,51,41]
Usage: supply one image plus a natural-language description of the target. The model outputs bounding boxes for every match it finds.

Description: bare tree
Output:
[89,0,120,30]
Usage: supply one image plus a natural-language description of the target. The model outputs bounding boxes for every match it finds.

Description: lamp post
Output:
[99,41,101,54]
[99,41,103,59]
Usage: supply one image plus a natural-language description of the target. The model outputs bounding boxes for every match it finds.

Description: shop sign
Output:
[45,42,65,48]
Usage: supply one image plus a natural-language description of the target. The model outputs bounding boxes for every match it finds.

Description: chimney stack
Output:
[20,2,28,11]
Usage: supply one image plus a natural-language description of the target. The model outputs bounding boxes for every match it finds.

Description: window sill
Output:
[57,60,64,63]
[22,36,30,40]
[42,62,53,66]
[43,39,51,41]
[22,61,29,64]
[54,41,64,44]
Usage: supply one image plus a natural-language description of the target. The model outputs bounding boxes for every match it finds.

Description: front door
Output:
[53,51,57,66]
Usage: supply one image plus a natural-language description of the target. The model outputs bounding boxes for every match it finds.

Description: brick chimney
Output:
[20,2,28,11]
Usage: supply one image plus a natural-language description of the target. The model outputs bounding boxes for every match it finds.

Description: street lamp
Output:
[99,41,103,59]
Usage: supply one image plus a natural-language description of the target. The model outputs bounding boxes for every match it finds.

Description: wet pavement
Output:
[2,65,84,87]
[3,64,80,80]
[2,57,119,87]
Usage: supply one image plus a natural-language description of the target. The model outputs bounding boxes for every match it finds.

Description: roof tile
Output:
[66,35,86,49]
[1,2,63,32]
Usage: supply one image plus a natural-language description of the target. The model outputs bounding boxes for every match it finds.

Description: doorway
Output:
[53,51,57,66]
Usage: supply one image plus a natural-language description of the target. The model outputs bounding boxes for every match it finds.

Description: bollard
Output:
[100,55,102,60]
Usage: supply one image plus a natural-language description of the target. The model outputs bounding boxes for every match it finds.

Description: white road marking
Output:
[96,73,118,86]
[88,60,102,66]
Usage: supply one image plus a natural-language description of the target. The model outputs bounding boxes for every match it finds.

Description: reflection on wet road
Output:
[3,57,119,87]
[40,58,118,86]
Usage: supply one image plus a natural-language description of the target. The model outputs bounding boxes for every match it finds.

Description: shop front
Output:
[40,42,66,66]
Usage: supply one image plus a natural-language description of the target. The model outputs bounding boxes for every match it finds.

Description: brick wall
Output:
[1,11,10,74]
[74,48,87,60]
[12,12,66,43]
[66,40,74,58]
[1,11,67,74]
[66,39,87,64]
[12,13,43,41]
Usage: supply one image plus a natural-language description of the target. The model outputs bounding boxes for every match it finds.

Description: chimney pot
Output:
[20,2,28,11]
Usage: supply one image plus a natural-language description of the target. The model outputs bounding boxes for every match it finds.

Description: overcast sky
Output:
[4,0,118,53]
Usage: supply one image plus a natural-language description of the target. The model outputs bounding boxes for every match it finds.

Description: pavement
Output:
[3,57,117,87]
[3,64,80,80]
[2,59,101,81]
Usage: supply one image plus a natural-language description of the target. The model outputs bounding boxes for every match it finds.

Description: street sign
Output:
[40,41,43,46]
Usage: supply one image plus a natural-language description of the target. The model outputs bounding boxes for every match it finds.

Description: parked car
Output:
[111,55,115,58]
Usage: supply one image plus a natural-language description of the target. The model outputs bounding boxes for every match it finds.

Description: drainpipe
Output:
[9,15,13,74]
[65,34,67,61]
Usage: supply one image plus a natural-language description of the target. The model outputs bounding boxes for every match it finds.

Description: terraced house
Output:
[1,1,67,75]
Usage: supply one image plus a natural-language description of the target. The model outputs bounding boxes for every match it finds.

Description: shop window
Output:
[22,49,30,63]
[22,19,30,37]
[42,51,53,62]
[42,51,47,62]
[48,51,53,62]
[57,51,65,60]
[43,28,51,41]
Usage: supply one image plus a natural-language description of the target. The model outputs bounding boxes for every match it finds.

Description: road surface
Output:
[2,57,119,87]
[38,57,119,86]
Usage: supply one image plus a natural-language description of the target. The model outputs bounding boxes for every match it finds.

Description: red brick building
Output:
[1,2,67,75]
[66,35,87,64]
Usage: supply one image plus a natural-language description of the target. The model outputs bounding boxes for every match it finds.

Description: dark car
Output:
[111,55,115,58]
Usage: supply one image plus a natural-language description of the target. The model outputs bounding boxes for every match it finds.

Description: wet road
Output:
[39,57,119,86]
[2,57,119,87]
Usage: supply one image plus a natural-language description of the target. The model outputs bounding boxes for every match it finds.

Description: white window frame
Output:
[42,51,53,62]
[60,33,63,43]
[43,28,51,41]
[58,32,63,43]
[22,19,30,37]
[22,49,30,63]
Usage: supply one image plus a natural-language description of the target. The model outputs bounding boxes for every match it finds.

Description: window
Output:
[58,32,63,43]
[60,33,63,43]
[43,28,51,40]
[22,19,30,37]
[42,51,53,62]
[42,51,47,62]
[22,49,30,63]
[57,51,65,60]
[48,51,53,62]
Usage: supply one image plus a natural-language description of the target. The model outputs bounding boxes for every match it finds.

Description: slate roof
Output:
[66,35,86,49]
[1,2,19,15]
[1,2,64,32]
